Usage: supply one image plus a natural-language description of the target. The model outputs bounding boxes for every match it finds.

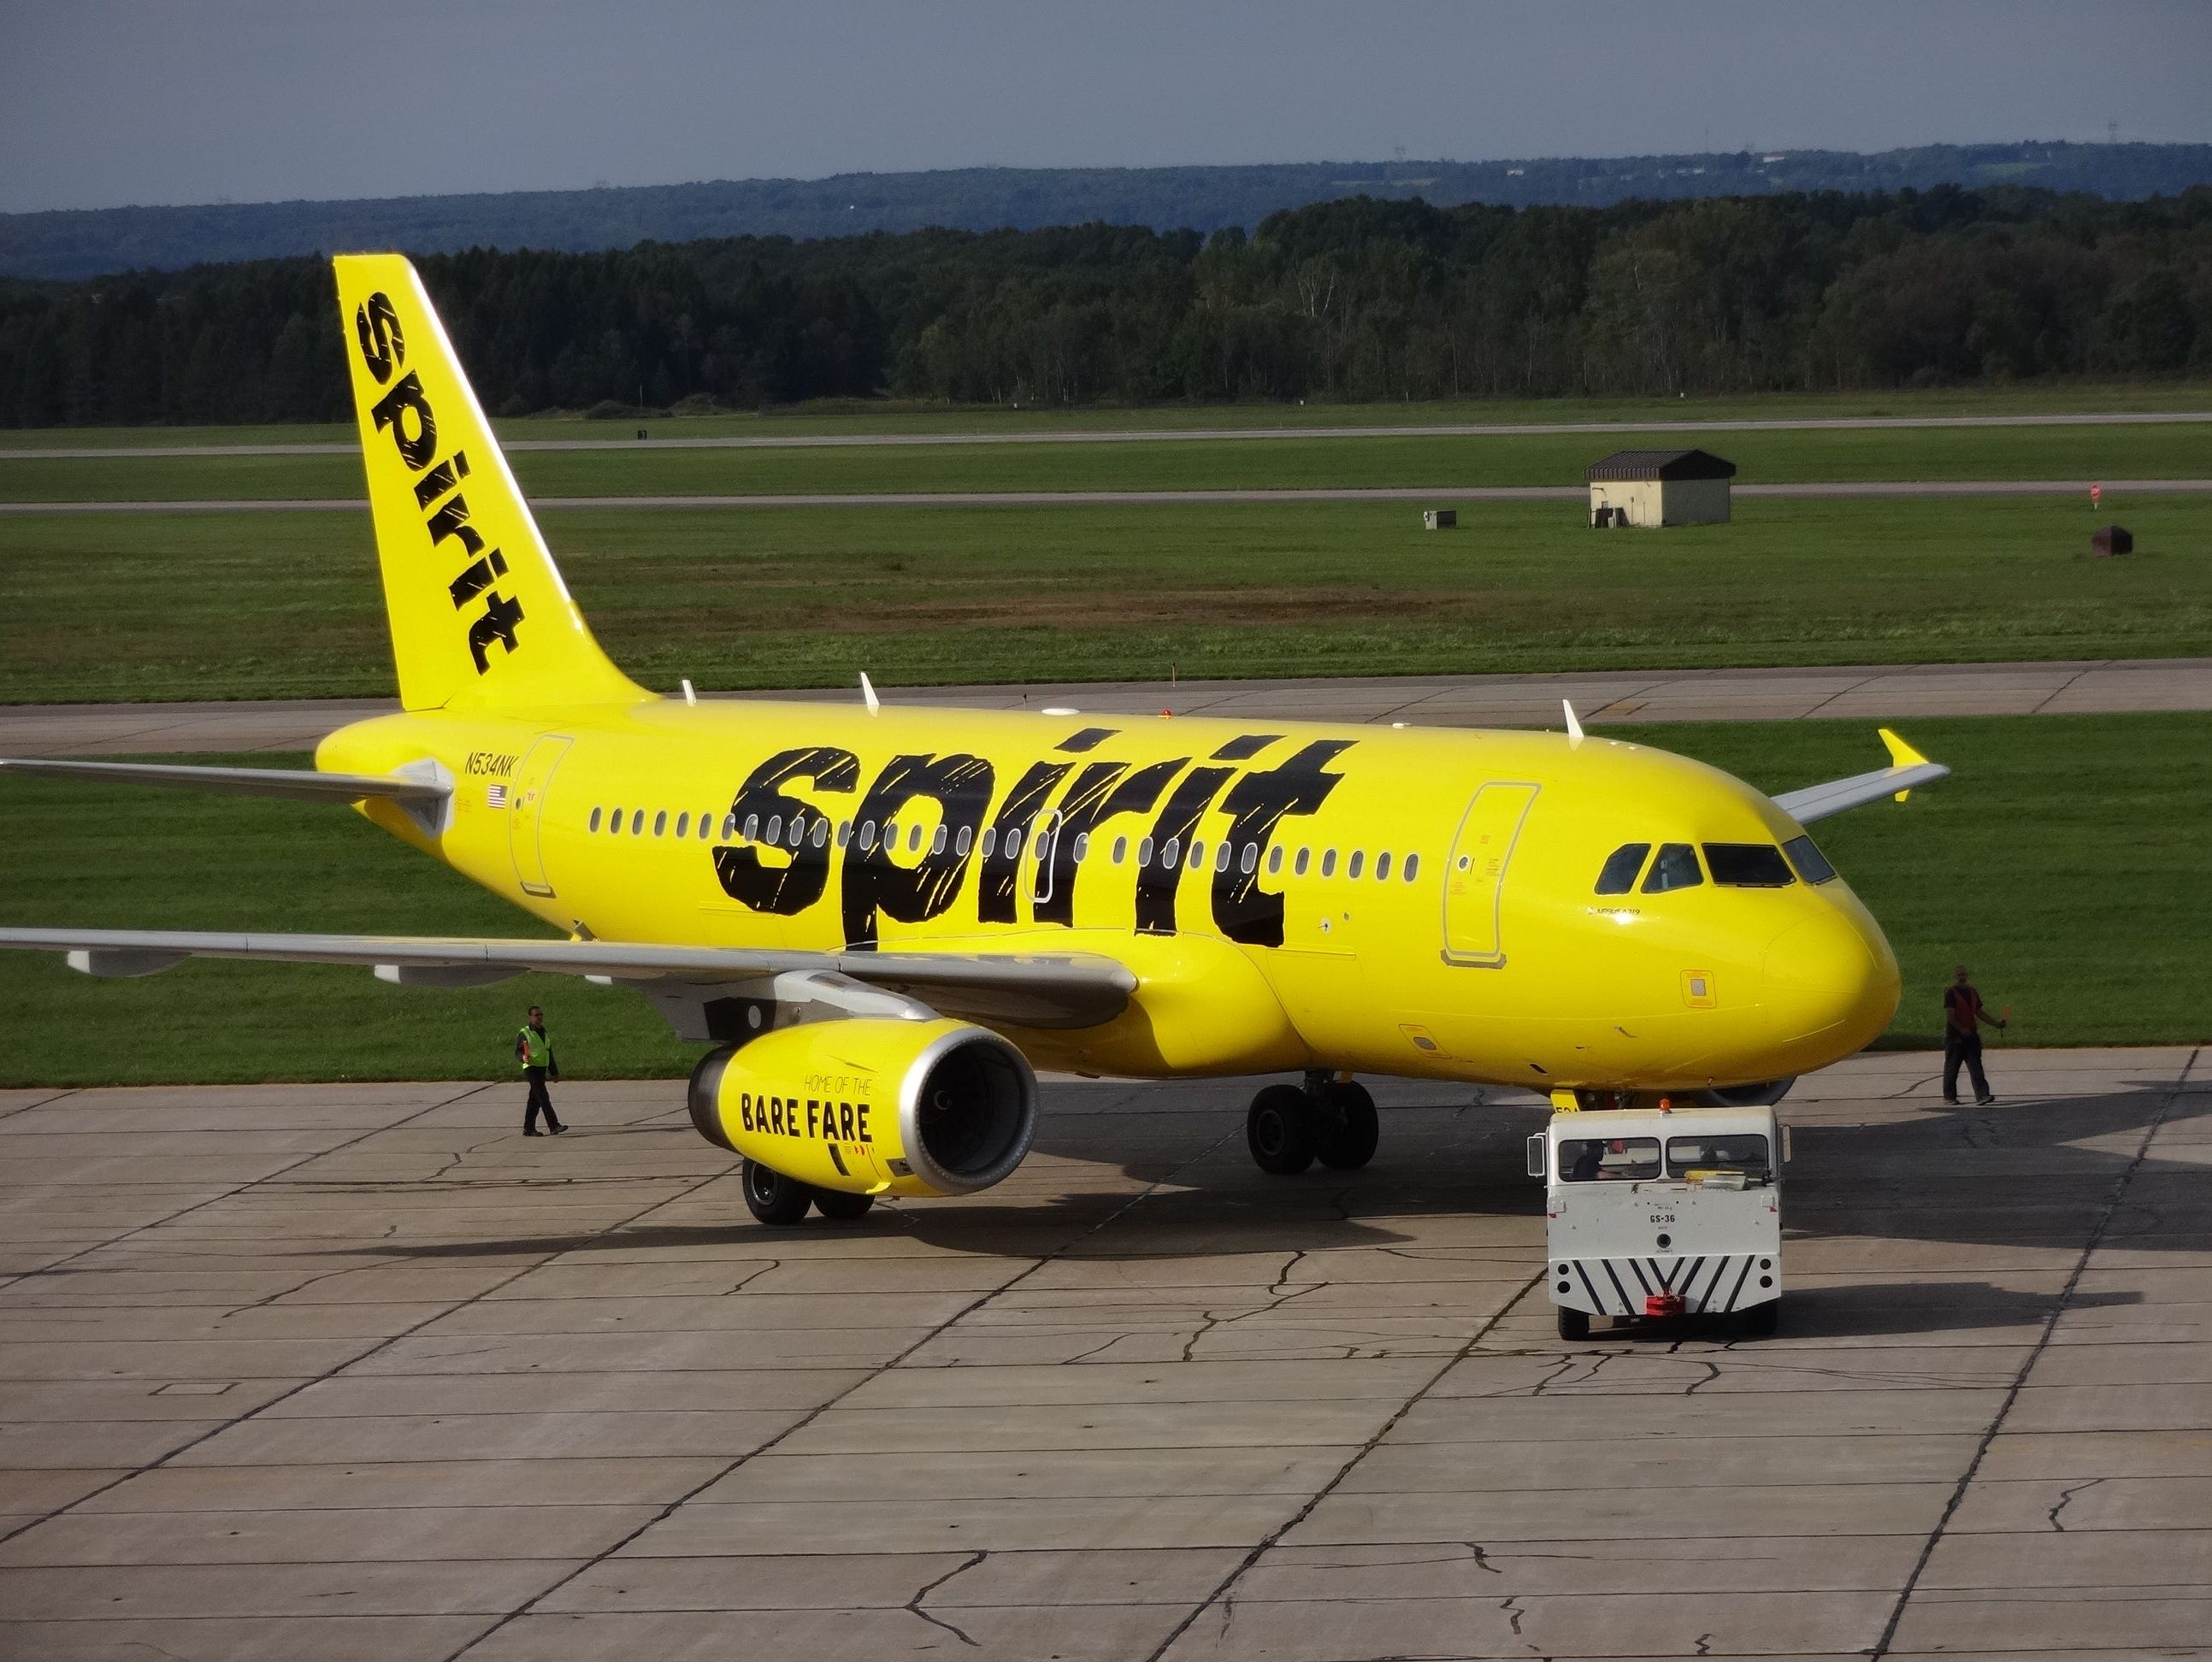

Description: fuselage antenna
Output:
[860,672,881,716]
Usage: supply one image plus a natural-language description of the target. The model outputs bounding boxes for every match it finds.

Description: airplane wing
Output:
[0,757,449,806]
[1769,728,1950,825]
[0,927,1135,1031]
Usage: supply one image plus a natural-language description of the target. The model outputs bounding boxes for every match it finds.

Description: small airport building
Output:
[1587,448,1737,527]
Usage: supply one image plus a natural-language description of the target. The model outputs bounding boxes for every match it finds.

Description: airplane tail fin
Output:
[332,254,646,712]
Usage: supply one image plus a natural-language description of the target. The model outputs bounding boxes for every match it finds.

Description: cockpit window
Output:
[1558,1137,1660,1182]
[1703,843,1796,887]
[1594,842,1650,894]
[1784,834,1837,884]
[1641,843,1703,893]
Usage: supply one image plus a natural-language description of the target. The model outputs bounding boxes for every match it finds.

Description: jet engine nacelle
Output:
[687,1017,1037,1198]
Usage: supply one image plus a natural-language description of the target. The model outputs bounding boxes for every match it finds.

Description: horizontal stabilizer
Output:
[0,928,1136,1030]
[0,757,450,804]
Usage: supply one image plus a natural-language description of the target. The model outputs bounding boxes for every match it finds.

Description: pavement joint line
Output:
[438,1118,1245,1661]
[2027,663,2096,715]
[0,1087,76,1123]
[1797,668,1886,721]
[3,410,2209,461]
[0,1082,498,1297]
[1865,1045,2203,1660]
[1137,1264,1550,1662]
[0,1124,745,1551]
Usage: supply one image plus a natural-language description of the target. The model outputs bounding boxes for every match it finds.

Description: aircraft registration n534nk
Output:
[0,255,1949,1226]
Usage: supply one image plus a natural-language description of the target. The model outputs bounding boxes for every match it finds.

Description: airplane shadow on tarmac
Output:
[316,1068,2198,1341]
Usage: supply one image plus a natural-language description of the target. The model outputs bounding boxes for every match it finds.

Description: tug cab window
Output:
[1784,835,1837,884]
[1666,1134,1772,1182]
[1595,843,1649,894]
[1558,1136,1661,1182]
[1704,844,1795,887]
[1642,843,1703,893]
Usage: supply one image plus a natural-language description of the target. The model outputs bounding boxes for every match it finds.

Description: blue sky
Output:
[3,0,2209,213]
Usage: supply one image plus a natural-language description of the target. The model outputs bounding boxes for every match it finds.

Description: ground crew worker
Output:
[1942,964,2005,1106]
[516,1005,567,1135]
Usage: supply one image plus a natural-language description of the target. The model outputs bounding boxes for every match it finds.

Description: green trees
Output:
[3,185,2209,427]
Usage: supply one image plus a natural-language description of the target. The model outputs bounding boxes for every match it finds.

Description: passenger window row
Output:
[583,803,1423,883]
[1592,835,1837,895]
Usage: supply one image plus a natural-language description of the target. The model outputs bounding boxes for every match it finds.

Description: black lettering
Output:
[714,747,861,916]
[857,1103,870,1142]
[370,370,438,470]
[465,591,525,673]
[425,493,486,560]
[412,450,470,510]
[839,1104,855,1140]
[842,752,994,949]
[352,292,404,385]
[978,761,1071,925]
[740,1095,753,1133]
[448,549,509,609]
[1211,733,1282,762]
[1136,765,1234,936]
[1036,757,1185,928]
[1212,740,1354,947]
[807,1101,820,1138]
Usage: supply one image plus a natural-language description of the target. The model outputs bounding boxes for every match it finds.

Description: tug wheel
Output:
[1556,1306,1592,1341]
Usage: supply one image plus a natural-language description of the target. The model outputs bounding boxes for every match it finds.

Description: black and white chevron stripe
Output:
[1560,1253,1772,1316]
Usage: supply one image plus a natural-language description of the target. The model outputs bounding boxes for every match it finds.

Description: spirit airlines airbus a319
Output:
[0,256,1949,1226]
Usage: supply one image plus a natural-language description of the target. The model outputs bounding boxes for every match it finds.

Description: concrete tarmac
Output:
[1,1047,2204,1659]
[3,408,2207,459]
[4,658,2209,757]
[8,479,2212,514]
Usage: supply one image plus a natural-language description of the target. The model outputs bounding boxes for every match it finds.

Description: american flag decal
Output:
[487,784,508,808]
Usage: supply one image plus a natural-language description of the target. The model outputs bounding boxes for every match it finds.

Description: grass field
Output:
[3,382,2209,449]
[3,420,2209,502]
[3,495,2206,703]
[2,714,2203,1086]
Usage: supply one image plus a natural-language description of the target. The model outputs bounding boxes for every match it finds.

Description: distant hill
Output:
[6,142,2211,281]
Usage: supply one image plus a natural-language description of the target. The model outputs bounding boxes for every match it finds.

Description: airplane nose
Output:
[1763,906,1900,1052]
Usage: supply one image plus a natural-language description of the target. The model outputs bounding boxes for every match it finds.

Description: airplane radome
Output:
[0,254,1948,1228]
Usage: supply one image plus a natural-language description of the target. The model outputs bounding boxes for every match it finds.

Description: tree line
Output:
[3,184,2208,427]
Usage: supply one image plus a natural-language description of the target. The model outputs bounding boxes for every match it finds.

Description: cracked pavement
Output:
[0,1048,2206,1659]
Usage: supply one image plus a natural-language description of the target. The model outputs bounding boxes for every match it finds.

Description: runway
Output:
[4,658,2207,757]
[3,408,2206,459]
[1,1048,2203,1659]
[7,478,2211,514]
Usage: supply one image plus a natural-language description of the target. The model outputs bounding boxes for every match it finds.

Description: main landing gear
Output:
[1246,1072,1378,1176]
[740,1157,877,1227]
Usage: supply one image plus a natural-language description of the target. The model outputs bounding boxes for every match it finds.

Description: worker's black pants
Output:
[1943,1031,1991,1103]
[523,1067,561,1131]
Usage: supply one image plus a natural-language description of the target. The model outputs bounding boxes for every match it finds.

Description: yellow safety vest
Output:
[518,1026,550,1070]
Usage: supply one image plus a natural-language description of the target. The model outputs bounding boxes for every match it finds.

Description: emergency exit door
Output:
[1442,781,1538,966]
[508,736,573,898]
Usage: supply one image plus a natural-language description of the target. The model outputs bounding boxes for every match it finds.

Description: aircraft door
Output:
[508,736,574,899]
[1442,781,1538,966]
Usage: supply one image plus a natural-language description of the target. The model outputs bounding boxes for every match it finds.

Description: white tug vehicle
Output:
[1531,1102,1788,1340]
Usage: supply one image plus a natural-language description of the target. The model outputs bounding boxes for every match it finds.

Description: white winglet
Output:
[860,672,881,716]
[1562,698,1585,742]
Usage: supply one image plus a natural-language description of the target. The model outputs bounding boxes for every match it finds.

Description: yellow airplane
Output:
[0,255,1947,1227]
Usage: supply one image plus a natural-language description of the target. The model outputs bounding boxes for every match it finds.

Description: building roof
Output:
[1585,447,1738,482]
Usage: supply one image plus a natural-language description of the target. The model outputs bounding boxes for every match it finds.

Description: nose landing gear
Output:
[1246,1073,1378,1175]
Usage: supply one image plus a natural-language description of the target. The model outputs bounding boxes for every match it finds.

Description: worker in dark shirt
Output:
[515,1005,567,1135]
[1942,964,2006,1106]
